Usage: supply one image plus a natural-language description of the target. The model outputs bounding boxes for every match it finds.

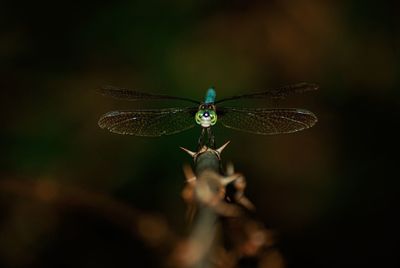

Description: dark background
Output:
[1,0,399,267]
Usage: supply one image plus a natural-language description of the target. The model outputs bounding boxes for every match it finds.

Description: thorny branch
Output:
[0,141,284,268]
[173,141,284,268]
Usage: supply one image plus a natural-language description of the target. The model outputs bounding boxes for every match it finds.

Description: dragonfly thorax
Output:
[195,104,217,128]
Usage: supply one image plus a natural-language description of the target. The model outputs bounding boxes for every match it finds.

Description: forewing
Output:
[215,82,318,104]
[98,85,199,104]
[218,107,317,135]
[98,107,197,136]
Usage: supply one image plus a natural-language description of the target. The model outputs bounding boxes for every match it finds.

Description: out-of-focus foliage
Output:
[1,0,399,267]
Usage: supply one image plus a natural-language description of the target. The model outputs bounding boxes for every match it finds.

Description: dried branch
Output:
[174,141,284,268]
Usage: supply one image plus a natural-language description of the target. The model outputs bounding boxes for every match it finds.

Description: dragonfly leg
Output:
[198,128,206,149]
[207,127,215,149]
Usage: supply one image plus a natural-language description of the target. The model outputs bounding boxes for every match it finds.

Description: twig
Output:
[175,141,282,268]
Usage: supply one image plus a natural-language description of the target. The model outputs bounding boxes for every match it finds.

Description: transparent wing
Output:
[218,107,317,135]
[98,107,197,136]
[98,85,199,104]
[215,82,318,104]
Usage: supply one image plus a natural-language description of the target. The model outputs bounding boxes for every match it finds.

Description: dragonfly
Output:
[98,82,318,148]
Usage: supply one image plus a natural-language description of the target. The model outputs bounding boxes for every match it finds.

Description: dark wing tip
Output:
[97,115,108,129]
[296,109,318,127]
[96,85,108,96]
[299,82,319,91]
[96,85,117,95]
[97,111,118,129]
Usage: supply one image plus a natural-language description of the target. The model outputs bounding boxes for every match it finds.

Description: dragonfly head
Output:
[196,104,217,128]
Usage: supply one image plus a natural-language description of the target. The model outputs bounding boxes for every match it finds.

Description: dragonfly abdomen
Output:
[204,87,216,104]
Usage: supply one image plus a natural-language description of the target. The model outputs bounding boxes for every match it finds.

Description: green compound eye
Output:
[209,110,217,125]
[195,110,204,125]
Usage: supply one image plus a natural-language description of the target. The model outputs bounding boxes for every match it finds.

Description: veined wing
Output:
[98,107,197,136]
[215,82,318,104]
[218,107,317,135]
[98,85,200,104]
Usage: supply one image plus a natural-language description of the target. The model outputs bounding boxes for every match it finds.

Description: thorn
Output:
[216,141,230,155]
[236,196,256,211]
[226,162,235,176]
[180,146,196,158]
[183,164,196,183]
[220,175,237,186]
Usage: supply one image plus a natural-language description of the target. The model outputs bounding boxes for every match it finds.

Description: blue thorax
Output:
[204,87,216,104]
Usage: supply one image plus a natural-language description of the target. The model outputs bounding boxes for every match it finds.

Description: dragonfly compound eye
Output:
[195,110,203,125]
[209,110,217,125]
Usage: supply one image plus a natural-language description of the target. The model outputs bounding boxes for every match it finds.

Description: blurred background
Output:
[1,0,399,267]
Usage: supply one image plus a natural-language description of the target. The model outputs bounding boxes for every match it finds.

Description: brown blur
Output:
[1,0,398,267]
